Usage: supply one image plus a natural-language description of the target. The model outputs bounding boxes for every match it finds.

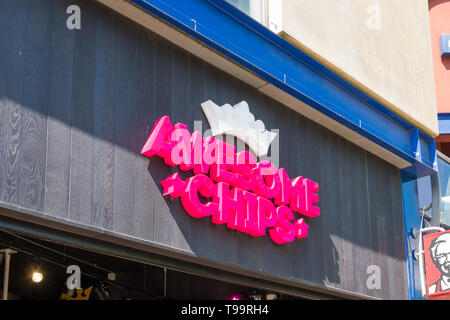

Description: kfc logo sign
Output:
[140,101,320,245]
[424,231,450,299]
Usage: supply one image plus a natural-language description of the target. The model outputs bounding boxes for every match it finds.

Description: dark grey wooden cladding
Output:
[0,0,408,299]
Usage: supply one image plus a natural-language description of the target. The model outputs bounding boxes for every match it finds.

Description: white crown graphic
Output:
[201,100,277,157]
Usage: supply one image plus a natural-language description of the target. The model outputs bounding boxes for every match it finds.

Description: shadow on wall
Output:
[442,58,450,70]
[428,0,450,10]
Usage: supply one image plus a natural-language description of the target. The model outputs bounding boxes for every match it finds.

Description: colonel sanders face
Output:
[430,234,450,277]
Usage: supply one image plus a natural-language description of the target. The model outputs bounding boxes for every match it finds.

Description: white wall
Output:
[270,0,438,136]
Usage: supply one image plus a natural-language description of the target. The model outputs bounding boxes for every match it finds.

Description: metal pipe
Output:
[2,251,9,300]
[163,268,167,297]
[0,249,16,300]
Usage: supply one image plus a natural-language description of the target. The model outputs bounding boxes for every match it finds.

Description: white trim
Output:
[267,0,282,34]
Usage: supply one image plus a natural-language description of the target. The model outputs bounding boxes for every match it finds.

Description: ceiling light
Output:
[30,258,43,283]
[32,271,43,283]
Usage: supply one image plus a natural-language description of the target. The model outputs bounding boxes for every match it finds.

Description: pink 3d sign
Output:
[140,101,320,244]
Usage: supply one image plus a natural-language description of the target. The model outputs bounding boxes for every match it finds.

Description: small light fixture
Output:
[32,271,43,283]
[30,258,43,283]
[107,272,116,281]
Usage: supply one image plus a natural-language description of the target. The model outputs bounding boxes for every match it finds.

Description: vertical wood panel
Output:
[69,0,97,224]
[91,6,117,230]
[298,119,322,283]
[279,103,297,277]
[113,16,138,235]
[18,0,52,211]
[307,121,323,284]
[151,37,176,246]
[164,45,195,252]
[44,0,75,219]
[318,129,343,290]
[382,161,403,300]
[200,61,224,258]
[362,152,376,296]
[133,28,156,242]
[366,155,382,299]
[289,114,308,282]
[308,122,327,286]
[390,168,408,299]
[376,162,390,299]
[382,163,406,299]
[350,146,369,295]
[276,109,295,278]
[259,95,292,278]
[177,55,209,253]
[213,72,242,263]
[339,140,356,292]
[377,215,389,298]
[0,0,27,205]
[242,91,276,273]
[381,162,394,299]
[351,149,373,297]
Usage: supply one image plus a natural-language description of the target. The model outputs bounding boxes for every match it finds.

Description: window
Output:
[226,0,265,24]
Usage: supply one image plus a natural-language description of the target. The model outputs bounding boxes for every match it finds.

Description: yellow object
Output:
[60,286,93,300]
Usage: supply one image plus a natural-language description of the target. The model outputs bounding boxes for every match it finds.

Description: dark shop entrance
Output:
[0,219,307,300]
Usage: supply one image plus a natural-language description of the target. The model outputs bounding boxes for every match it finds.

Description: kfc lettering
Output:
[141,116,320,244]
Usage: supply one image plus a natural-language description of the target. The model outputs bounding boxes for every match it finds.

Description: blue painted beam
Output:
[129,0,436,179]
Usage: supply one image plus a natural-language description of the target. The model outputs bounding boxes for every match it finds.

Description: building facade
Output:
[0,0,440,299]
